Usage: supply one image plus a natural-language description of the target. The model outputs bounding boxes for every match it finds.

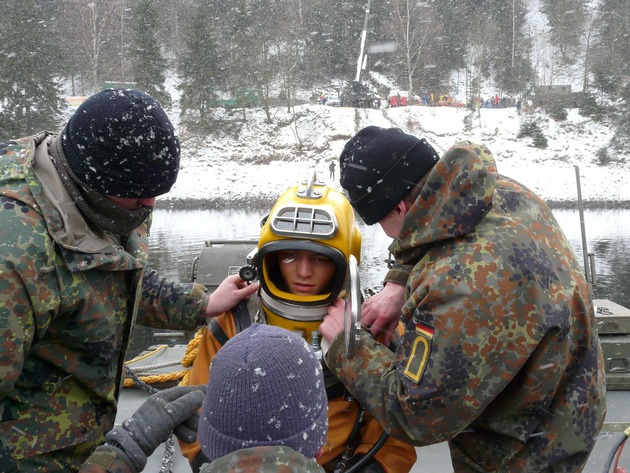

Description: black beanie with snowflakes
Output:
[339,126,440,225]
[197,324,328,462]
[60,88,180,198]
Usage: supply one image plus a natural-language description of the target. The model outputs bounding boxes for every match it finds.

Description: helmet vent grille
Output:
[271,205,337,239]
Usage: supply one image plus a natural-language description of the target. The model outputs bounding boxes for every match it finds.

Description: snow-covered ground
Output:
[161,103,629,209]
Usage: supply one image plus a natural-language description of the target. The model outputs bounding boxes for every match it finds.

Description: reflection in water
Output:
[149,207,630,308]
[130,207,630,358]
[553,209,630,307]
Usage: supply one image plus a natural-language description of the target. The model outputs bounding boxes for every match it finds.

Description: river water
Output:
[129,206,630,357]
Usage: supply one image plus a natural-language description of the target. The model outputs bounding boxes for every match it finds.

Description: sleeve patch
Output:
[402,322,434,383]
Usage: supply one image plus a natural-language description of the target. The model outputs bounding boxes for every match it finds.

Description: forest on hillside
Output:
[0,0,628,149]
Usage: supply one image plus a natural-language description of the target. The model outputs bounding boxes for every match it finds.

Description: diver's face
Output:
[277,250,336,296]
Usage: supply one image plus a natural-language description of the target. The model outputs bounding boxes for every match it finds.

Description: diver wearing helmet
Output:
[179,175,417,473]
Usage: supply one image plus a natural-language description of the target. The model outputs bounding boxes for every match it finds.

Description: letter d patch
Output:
[403,322,434,383]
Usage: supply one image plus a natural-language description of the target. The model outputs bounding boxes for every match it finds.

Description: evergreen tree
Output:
[224,0,259,116]
[302,0,366,82]
[540,0,587,63]
[55,0,88,96]
[0,0,63,137]
[267,0,303,113]
[130,0,170,107]
[301,0,338,83]
[487,0,535,95]
[592,0,630,96]
[433,0,471,74]
[177,0,223,120]
[610,86,630,152]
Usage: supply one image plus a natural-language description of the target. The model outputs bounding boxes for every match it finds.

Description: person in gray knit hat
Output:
[77,324,327,473]
[0,88,257,472]
[197,324,328,471]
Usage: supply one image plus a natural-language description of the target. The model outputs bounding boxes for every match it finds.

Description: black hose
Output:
[603,429,629,473]
[334,406,365,473]
[344,431,389,473]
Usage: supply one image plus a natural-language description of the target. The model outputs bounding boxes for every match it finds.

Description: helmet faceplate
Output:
[255,175,361,341]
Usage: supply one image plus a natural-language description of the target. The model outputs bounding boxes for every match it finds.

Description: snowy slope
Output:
[163,103,628,209]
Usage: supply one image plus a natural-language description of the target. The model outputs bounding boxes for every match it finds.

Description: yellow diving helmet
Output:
[254,171,362,342]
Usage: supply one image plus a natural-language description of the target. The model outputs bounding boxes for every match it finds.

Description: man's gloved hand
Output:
[103,385,206,472]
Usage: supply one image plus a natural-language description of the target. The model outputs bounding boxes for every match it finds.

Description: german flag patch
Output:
[402,322,434,383]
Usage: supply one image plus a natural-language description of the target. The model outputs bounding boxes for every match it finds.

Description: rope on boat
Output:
[122,327,204,388]
[123,367,176,473]
[120,327,205,473]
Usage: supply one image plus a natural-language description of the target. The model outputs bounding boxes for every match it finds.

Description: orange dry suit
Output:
[179,300,417,473]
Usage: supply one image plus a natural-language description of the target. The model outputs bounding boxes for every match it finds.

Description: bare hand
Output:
[361,283,404,346]
[204,274,259,318]
[320,298,345,342]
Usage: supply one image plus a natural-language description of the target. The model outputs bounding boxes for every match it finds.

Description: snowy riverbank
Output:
[159,104,630,210]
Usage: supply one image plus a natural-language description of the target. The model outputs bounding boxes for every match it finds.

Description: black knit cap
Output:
[60,88,180,198]
[339,126,440,225]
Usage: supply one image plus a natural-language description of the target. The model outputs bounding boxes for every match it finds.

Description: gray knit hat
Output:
[197,324,328,461]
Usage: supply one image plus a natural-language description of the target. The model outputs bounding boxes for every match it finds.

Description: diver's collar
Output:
[259,288,328,321]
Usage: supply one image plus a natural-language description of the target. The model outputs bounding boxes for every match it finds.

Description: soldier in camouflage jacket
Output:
[0,89,256,472]
[320,126,607,472]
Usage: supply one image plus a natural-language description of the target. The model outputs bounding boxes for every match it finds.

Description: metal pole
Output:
[355,0,372,82]
[574,166,591,285]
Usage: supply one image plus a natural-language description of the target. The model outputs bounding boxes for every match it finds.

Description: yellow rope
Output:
[179,327,205,386]
[126,344,168,364]
[123,327,205,388]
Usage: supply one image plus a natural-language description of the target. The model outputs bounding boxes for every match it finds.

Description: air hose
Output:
[603,425,630,473]
[344,431,389,473]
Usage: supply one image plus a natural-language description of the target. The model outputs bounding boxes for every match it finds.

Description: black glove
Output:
[103,385,206,472]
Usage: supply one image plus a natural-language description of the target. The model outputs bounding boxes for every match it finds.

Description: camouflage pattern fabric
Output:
[77,444,325,473]
[198,445,326,473]
[76,447,137,473]
[0,134,208,471]
[326,141,607,472]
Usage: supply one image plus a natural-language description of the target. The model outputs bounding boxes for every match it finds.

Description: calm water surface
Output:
[148,206,630,305]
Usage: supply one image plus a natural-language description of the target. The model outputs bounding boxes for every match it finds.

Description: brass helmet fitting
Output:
[254,172,361,342]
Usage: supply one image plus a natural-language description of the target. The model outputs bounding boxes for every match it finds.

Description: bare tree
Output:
[465,10,498,104]
[83,2,120,90]
[387,0,437,100]
[581,10,596,93]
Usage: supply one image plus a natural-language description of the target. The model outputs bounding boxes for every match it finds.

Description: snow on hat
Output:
[60,88,180,198]
[339,126,440,225]
[197,324,328,462]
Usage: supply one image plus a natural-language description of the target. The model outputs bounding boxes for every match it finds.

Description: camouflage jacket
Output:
[326,141,607,472]
[77,445,324,473]
[0,133,209,471]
